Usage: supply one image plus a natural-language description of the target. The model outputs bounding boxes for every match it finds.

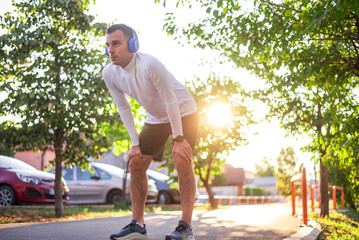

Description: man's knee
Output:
[128,156,146,173]
[174,154,193,170]
[128,155,152,174]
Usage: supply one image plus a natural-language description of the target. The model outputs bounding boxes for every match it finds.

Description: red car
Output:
[0,155,69,206]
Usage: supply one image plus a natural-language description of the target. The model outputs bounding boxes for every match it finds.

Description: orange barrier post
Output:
[246,196,250,205]
[218,197,222,206]
[301,167,308,225]
[238,196,241,205]
[311,185,315,212]
[332,186,337,211]
[254,197,257,205]
[261,196,265,204]
[291,181,296,215]
[228,197,232,206]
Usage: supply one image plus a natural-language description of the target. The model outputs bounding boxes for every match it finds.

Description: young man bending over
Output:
[103,23,198,240]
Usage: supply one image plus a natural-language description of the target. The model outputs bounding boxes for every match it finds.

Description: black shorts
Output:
[139,111,199,161]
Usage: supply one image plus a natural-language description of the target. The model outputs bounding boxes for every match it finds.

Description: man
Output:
[103,23,198,240]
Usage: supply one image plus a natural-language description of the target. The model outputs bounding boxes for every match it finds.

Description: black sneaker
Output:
[110,220,149,240]
[165,220,195,240]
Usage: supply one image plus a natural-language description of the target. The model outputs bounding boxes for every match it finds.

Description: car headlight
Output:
[148,180,158,192]
[16,173,40,185]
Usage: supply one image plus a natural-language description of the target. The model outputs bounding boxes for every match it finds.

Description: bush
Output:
[244,187,267,196]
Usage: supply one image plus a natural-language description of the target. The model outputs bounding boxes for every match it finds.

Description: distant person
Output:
[103,23,198,240]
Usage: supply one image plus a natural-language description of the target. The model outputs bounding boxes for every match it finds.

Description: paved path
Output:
[0,204,300,240]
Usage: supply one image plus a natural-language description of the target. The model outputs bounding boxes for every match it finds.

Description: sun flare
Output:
[207,103,231,126]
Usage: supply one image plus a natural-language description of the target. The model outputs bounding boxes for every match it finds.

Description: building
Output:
[222,164,246,195]
[14,150,55,170]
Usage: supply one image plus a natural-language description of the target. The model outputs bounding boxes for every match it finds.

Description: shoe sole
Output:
[110,233,149,240]
[165,236,195,240]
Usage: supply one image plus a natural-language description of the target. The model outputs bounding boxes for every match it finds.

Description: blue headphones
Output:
[106,27,139,56]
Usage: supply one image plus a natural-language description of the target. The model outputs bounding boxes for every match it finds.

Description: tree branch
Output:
[306,37,359,41]
[261,0,303,13]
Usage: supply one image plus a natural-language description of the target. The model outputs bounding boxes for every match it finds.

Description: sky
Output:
[0,0,316,175]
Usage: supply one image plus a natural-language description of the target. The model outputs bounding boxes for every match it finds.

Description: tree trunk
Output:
[41,150,46,171]
[320,159,329,217]
[316,102,329,217]
[203,179,217,210]
[54,128,64,218]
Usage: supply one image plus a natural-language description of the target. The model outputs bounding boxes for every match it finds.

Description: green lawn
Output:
[310,209,359,240]
[0,204,133,224]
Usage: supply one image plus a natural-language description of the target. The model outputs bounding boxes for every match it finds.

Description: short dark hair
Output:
[106,24,134,39]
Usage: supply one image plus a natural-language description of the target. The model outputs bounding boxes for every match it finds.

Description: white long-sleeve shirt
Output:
[102,52,198,146]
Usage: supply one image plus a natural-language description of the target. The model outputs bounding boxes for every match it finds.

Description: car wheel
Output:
[107,190,122,204]
[0,185,16,206]
[158,192,171,204]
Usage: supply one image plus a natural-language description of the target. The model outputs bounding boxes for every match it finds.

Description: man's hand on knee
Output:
[128,145,144,162]
[172,140,192,163]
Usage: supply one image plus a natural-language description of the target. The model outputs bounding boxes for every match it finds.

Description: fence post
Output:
[301,167,308,225]
[291,181,296,216]
[311,185,315,212]
[332,186,337,211]
[341,188,345,208]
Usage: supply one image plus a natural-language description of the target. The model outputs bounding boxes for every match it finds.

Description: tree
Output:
[155,0,359,217]
[0,145,15,157]
[161,74,254,209]
[0,0,113,217]
[211,173,228,186]
[327,104,359,209]
[276,147,301,196]
[254,157,275,177]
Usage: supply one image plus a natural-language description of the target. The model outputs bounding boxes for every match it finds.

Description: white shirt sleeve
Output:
[103,69,139,146]
[147,61,183,138]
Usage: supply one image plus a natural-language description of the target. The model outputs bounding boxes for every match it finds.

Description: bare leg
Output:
[174,154,196,226]
[128,155,152,225]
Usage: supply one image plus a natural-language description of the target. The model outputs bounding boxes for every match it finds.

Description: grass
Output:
[309,209,359,240]
[0,203,215,225]
[0,203,132,224]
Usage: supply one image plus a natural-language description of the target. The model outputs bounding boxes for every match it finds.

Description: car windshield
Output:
[92,162,125,177]
[0,155,36,170]
[147,170,169,182]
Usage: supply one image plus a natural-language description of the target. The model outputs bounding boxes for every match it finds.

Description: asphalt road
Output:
[0,204,300,240]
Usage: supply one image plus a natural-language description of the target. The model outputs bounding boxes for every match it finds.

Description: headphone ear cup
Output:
[128,38,139,53]
[105,46,109,56]
[128,29,139,53]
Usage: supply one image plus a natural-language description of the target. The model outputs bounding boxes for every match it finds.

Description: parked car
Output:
[48,162,158,205]
[0,155,69,206]
[147,169,180,204]
[147,170,201,204]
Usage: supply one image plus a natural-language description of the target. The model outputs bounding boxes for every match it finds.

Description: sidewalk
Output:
[1,203,317,239]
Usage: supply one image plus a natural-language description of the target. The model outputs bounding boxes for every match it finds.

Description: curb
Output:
[283,220,321,240]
